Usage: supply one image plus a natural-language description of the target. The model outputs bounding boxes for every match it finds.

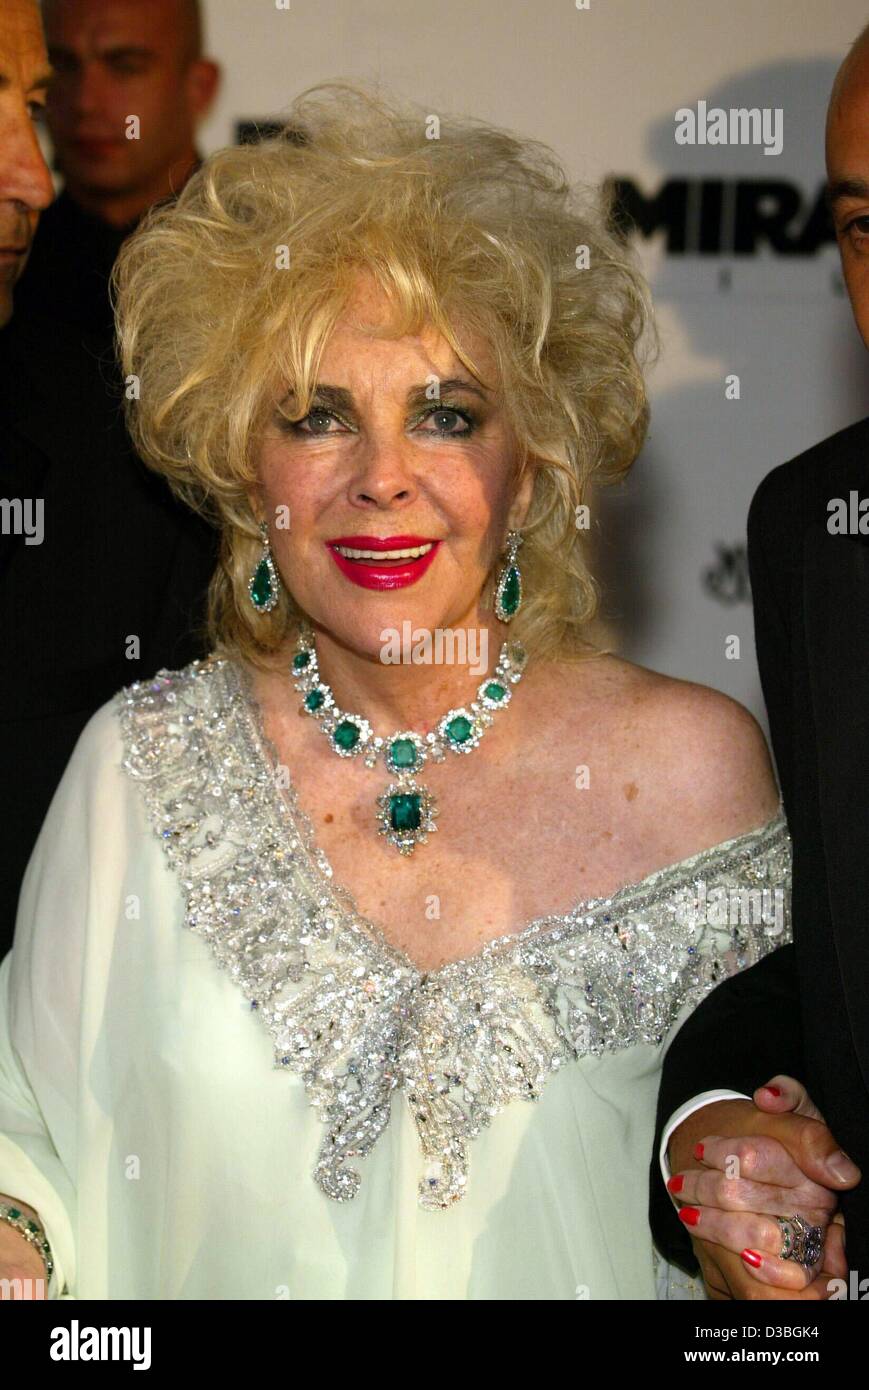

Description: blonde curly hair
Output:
[112,79,656,669]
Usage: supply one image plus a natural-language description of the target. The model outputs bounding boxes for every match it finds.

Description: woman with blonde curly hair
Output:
[0,82,795,1300]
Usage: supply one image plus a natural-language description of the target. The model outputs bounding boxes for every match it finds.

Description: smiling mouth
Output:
[326,538,441,588]
[331,542,435,564]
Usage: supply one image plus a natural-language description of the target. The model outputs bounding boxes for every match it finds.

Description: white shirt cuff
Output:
[659,1090,750,1208]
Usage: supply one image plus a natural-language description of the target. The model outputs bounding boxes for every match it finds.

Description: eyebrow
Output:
[278,377,492,413]
[0,68,55,93]
[826,177,869,211]
[48,44,155,63]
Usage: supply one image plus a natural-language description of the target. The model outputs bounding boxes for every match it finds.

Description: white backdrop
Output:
[192,0,869,729]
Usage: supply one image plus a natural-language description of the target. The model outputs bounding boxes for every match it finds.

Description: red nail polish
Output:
[765,1086,781,1097]
[741,1249,763,1268]
[678,1207,700,1227]
[667,1175,684,1193]
[693,1142,704,1160]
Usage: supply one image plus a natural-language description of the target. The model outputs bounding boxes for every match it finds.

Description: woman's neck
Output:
[290,616,514,733]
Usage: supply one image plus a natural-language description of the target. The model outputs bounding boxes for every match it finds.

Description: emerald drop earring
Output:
[493,530,524,622]
[248,520,280,612]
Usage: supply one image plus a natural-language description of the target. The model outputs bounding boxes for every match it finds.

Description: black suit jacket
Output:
[11,191,136,341]
[650,415,869,1279]
[0,311,219,956]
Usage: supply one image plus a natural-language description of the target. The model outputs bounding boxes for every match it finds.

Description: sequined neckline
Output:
[226,654,787,983]
[117,654,793,1209]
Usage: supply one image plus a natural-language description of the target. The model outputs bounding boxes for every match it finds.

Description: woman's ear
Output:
[508,455,537,531]
[245,485,263,528]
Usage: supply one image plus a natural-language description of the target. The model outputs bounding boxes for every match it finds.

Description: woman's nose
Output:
[349,437,419,506]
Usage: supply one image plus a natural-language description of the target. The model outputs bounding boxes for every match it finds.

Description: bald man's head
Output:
[827,20,869,133]
[41,0,218,227]
[43,0,203,69]
[827,21,869,350]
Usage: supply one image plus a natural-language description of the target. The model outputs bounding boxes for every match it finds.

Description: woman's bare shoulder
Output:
[545,651,782,849]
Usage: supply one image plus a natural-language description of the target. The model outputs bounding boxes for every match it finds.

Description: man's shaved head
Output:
[43,0,203,68]
[828,19,869,131]
[176,0,203,67]
[826,21,869,350]
[39,0,218,226]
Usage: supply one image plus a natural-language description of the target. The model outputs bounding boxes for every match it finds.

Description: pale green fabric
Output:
[0,691,782,1299]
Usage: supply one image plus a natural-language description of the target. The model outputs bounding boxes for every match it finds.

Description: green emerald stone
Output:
[334,720,360,752]
[390,793,421,832]
[250,557,274,608]
[8,1207,21,1220]
[292,651,311,671]
[484,682,506,702]
[446,715,473,744]
[390,737,417,768]
[305,689,325,712]
[500,565,520,616]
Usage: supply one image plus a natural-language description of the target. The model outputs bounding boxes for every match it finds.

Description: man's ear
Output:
[187,60,221,122]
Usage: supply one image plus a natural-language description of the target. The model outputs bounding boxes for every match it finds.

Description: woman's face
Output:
[252,273,534,661]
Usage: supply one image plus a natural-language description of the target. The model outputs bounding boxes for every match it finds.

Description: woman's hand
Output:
[686,1213,847,1301]
[670,1131,843,1290]
[666,1076,861,1298]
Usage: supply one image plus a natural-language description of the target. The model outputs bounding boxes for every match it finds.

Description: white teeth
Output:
[333,542,434,560]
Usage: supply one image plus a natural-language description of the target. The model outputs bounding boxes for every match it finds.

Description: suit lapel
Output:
[805,520,869,1092]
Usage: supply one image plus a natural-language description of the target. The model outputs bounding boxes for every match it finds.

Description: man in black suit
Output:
[650,22,869,1299]
[0,0,219,957]
[14,0,219,339]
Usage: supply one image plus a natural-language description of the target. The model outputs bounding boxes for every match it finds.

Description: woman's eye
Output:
[303,410,339,434]
[278,405,476,438]
[284,409,344,435]
[418,406,474,436]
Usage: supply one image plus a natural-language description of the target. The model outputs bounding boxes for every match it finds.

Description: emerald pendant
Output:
[376,779,438,856]
[389,792,421,832]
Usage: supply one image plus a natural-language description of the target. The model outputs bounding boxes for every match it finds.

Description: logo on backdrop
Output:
[702,545,751,604]
[609,177,834,256]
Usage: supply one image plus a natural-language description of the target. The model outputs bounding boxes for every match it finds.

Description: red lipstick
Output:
[326,534,441,591]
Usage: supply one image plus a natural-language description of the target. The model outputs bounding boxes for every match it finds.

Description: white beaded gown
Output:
[0,655,792,1300]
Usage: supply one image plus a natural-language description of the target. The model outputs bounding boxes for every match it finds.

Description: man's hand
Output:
[666,1075,861,1298]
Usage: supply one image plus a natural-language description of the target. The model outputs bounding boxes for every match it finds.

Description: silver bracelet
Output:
[0,1202,54,1285]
